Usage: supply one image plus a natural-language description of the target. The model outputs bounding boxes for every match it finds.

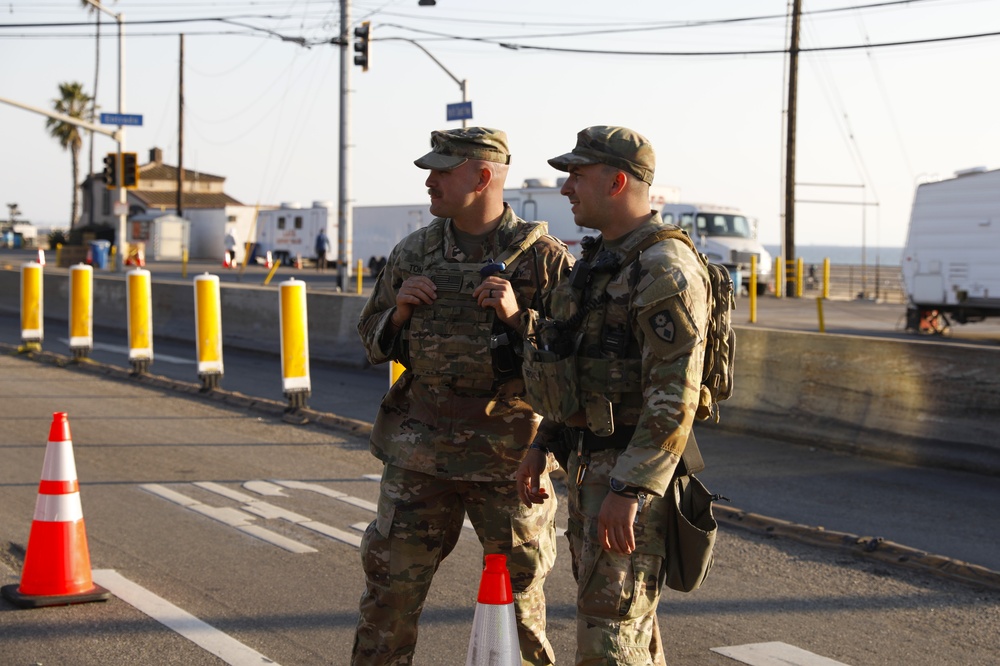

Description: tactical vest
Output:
[574,241,645,436]
[407,218,546,392]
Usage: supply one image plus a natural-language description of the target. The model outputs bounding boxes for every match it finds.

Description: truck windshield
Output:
[681,213,753,238]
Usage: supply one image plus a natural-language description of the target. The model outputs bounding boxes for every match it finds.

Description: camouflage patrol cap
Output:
[548,125,655,185]
[414,127,511,170]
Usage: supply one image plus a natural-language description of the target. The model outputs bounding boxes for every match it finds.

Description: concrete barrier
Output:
[2,266,998,474]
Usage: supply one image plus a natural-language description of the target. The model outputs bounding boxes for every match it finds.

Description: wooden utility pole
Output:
[784,0,802,297]
[177,34,184,218]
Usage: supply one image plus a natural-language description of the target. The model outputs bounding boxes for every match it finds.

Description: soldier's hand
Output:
[516,449,550,507]
[474,278,520,328]
[393,275,437,324]
[598,493,638,555]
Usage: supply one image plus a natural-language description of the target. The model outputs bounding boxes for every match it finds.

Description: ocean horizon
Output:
[763,245,903,267]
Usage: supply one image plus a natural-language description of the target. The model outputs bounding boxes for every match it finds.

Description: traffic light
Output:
[121,152,139,189]
[102,152,118,190]
[354,21,370,71]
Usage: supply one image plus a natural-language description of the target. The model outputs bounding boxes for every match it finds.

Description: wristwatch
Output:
[609,477,640,498]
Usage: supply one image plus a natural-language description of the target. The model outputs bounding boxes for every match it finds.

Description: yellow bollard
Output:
[55,243,63,268]
[816,296,826,333]
[774,257,782,298]
[181,248,189,279]
[194,273,224,390]
[390,360,406,386]
[796,257,804,298]
[822,258,831,300]
[126,268,154,374]
[748,255,757,324]
[357,259,363,295]
[69,263,93,359]
[279,278,311,413]
[20,261,44,349]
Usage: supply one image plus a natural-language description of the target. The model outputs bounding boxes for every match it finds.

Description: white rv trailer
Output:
[901,167,1000,332]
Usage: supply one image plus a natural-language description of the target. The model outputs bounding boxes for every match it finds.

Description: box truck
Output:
[254,201,434,270]
[901,167,1000,333]
[505,180,772,295]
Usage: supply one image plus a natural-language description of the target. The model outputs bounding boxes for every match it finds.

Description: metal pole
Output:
[337,0,352,291]
[115,12,127,272]
[461,79,468,129]
[783,0,801,298]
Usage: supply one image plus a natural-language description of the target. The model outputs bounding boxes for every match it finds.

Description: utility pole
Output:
[784,0,802,297]
[177,34,184,218]
[337,0,353,291]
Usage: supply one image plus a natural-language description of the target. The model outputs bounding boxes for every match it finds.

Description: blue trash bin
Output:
[88,240,111,269]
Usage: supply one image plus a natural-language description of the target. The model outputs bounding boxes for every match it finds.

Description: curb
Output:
[716,505,1000,592]
[5,341,999,593]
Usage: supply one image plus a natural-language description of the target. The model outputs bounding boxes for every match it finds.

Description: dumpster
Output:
[87,240,111,269]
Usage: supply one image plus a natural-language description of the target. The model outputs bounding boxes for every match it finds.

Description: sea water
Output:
[764,245,903,266]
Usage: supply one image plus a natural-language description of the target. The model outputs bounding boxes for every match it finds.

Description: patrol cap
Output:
[414,127,511,170]
[548,125,655,185]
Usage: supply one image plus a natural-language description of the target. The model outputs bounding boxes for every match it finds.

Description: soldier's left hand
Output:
[598,493,638,555]
[474,278,520,327]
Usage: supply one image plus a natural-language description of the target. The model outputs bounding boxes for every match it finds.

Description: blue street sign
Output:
[446,102,473,122]
[100,113,144,127]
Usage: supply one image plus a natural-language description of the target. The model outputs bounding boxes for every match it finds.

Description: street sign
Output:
[100,113,144,127]
[446,102,473,122]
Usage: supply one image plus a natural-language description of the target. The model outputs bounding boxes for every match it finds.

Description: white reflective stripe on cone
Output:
[33,492,85,522]
[40,440,78,481]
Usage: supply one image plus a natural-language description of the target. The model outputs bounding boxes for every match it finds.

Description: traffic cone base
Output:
[466,553,520,666]
[1,413,111,609]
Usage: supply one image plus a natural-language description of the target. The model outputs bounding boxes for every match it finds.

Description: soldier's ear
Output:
[608,170,627,196]
[475,166,493,193]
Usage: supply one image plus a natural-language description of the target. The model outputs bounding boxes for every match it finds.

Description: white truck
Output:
[901,166,1000,333]
[504,180,772,295]
[254,201,433,270]
[660,202,773,296]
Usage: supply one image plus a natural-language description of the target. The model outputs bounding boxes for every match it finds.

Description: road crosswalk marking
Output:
[712,641,851,665]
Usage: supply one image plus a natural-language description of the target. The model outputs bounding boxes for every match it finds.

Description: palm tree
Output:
[47,82,94,229]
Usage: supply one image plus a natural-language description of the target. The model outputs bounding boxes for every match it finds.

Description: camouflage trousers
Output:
[352,463,558,665]
[566,450,671,666]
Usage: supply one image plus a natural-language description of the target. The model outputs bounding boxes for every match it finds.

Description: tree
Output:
[46,82,94,230]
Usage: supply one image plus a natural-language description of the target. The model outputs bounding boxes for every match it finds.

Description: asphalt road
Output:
[1,355,999,666]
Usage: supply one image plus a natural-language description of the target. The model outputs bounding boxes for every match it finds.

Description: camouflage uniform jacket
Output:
[531,213,710,496]
[357,204,575,481]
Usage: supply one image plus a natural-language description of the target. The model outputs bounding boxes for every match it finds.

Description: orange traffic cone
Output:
[1,412,110,608]
[265,251,273,269]
[465,553,519,666]
[223,251,232,268]
[294,253,303,270]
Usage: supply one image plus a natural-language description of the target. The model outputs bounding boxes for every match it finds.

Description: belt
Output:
[568,424,637,452]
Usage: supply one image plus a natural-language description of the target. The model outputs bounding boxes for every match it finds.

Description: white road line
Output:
[712,641,852,666]
[91,569,279,666]
[140,484,316,554]
[198,481,360,548]
[362,474,381,482]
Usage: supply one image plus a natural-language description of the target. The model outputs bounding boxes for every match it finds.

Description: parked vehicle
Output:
[505,180,771,295]
[660,203,773,296]
[503,178,680,255]
[254,201,434,270]
[901,166,1000,333]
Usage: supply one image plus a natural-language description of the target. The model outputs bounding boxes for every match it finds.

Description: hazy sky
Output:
[3,0,999,249]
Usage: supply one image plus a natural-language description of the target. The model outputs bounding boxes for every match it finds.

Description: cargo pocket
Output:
[522,343,580,422]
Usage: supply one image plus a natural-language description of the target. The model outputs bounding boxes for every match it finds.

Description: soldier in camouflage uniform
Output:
[516,126,711,665]
[352,127,575,665]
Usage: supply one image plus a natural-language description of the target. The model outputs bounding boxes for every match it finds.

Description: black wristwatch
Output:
[609,477,640,498]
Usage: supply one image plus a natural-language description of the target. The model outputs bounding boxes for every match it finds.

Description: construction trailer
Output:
[901,166,1000,333]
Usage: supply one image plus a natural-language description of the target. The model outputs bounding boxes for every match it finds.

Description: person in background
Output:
[315,228,331,272]
[224,227,238,268]
[517,126,712,665]
[352,127,574,665]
